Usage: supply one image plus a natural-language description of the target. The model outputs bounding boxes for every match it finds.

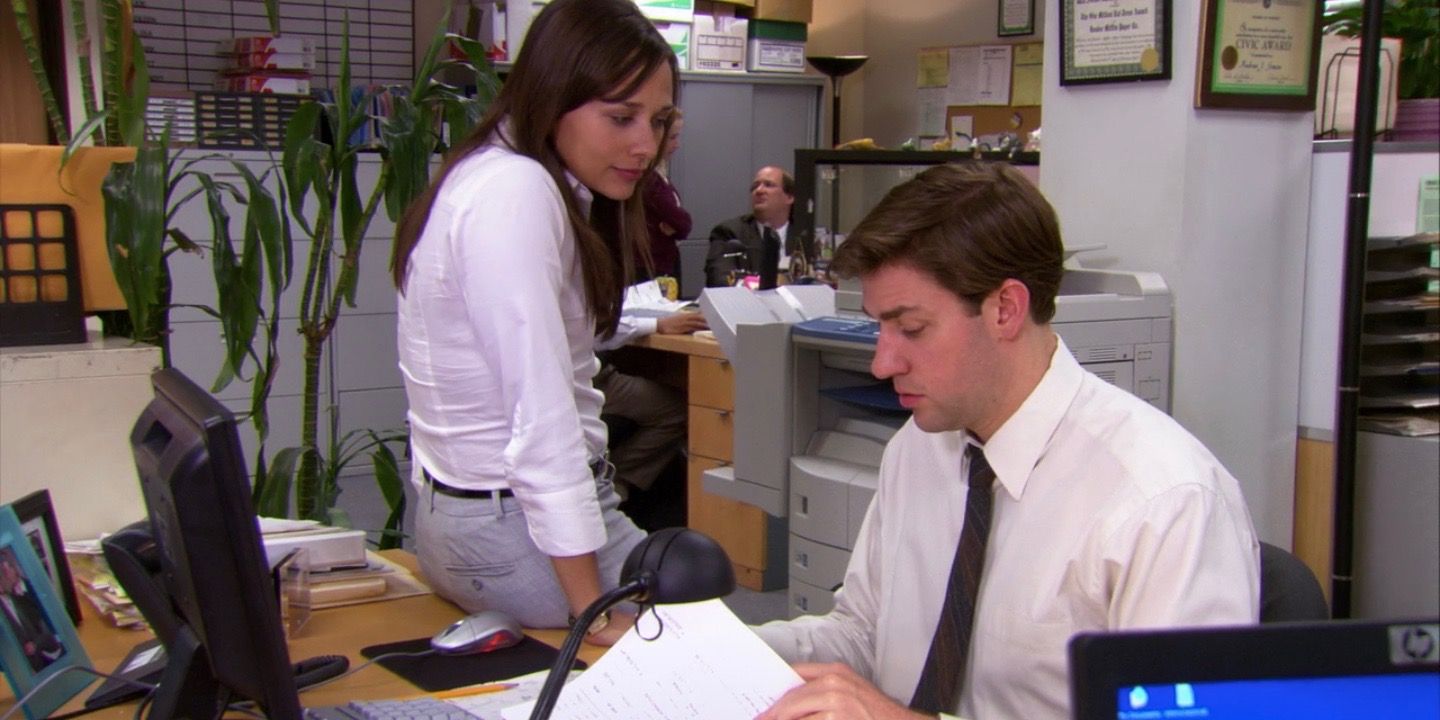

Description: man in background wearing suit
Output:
[704,165,809,286]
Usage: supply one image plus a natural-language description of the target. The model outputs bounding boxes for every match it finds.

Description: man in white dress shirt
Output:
[755,162,1259,720]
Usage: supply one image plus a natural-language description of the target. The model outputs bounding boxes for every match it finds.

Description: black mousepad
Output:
[359,636,585,692]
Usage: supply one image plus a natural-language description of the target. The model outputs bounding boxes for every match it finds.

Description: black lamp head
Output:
[620,528,735,605]
[806,55,869,79]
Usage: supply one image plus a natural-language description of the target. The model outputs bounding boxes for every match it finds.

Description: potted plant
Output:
[1323,0,1440,140]
[5,0,501,547]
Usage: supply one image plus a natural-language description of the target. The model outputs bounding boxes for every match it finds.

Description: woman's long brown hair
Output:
[391,0,679,338]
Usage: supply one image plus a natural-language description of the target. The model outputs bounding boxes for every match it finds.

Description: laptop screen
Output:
[1069,620,1440,720]
[1115,673,1439,718]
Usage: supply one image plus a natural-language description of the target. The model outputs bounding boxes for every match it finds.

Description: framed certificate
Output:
[1060,0,1172,85]
[999,0,1037,36]
[1195,0,1322,110]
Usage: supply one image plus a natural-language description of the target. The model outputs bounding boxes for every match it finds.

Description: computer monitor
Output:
[1068,619,1440,720]
[102,367,302,719]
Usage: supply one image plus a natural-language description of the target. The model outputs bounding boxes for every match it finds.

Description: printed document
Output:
[501,599,803,719]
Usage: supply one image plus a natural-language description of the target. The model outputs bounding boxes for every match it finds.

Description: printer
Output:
[701,268,1174,616]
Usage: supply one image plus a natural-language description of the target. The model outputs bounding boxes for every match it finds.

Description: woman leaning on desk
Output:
[389,0,678,646]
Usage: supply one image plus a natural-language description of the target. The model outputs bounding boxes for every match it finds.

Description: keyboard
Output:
[306,697,480,720]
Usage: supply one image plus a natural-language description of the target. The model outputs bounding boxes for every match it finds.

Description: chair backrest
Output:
[1259,541,1330,622]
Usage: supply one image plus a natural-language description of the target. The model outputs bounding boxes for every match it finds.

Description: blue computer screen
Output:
[1115,673,1440,718]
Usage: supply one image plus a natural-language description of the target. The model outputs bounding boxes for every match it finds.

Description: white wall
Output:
[843,0,1047,148]
[1040,0,1314,546]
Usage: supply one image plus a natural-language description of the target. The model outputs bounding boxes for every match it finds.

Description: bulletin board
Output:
[915,42,1044,148]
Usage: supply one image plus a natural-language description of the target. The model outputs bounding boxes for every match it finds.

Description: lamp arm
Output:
[528,578,649,720]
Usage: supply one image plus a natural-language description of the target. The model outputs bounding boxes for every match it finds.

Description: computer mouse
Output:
[430,610,525,655]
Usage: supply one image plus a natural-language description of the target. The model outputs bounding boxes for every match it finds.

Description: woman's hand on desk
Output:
[657,312,707,335]
[582,609,636,647]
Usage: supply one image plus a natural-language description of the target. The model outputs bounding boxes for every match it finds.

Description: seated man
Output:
[704,165,809,286]
[594,299,707,520]
[755,163,1259,720]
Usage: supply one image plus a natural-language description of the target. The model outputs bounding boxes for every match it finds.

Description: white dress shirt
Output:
[396,140,609,557]
[755,337,1260,720]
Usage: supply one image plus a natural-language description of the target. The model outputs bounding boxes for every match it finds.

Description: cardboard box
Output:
[637,0,696,23]
[746,19,806,73]
[692,3,748,72]
[751,0,811,23]
[217,73,311,95]
[217,36,315,56]
[654,21,693,71]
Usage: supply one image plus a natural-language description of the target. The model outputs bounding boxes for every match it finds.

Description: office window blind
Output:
[132,0,414,92]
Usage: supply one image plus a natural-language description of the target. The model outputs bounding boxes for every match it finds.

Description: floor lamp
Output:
[805,55,868,261]
[806,55,869,147]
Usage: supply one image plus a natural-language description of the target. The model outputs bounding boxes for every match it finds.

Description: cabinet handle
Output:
[717,409,730,418]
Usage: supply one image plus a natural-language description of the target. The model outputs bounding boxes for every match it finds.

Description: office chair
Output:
[1259,541,1330,622]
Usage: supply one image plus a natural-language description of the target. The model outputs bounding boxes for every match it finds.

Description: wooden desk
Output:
[627,333,778,592]
[1,551,600,717]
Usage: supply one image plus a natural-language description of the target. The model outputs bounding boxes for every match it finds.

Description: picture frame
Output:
[1060,0,1172,85]
[998,0,1036,37]
[1195,0,1321,110]
[0,506,93,720]
[9,490,81,625]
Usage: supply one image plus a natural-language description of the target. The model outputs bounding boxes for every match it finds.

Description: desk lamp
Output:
[528,528,736,720]
[806,55,869,147]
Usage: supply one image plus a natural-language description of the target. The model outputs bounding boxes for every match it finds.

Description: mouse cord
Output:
[295,649,437,695]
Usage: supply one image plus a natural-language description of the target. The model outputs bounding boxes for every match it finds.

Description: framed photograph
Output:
[0,506,93,720]
[999,0,1036,36]
[9,490,81,624]
[1195,0,1321,110]
[1060,0,1172,85]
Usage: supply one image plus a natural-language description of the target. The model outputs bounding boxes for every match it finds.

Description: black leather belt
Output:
[424,459,608,499]
[424,470,513,500]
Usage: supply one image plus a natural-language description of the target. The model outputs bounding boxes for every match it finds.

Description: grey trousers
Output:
[413,467,646,629]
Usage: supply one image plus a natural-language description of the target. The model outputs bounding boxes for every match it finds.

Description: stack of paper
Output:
[63,542,146,629]
[500,599,802,720]
[261,517,369,572]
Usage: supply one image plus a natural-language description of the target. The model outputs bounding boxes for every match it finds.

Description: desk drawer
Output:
[688,404,733,462]
[688,456,768,573]
[688,356,733,410]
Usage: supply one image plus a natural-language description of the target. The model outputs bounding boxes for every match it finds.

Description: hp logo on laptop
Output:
[1388,624,1440,665]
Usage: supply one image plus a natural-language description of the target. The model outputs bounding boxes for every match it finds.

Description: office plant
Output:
[1323,0,1439,101]
[266,9,500,527]
[7,0,503,546]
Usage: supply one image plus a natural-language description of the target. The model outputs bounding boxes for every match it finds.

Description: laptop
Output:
[1068,619,1440,719]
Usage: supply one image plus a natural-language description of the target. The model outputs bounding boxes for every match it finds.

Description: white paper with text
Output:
[501,599,802,720]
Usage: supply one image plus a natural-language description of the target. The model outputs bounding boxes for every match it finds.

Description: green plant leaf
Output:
[282,101,323,235]
[60,111,113,168]
[99,0,124,145]
[116,29,151,147]
[102,145,170,346]
[263,0,280,36]
[256,446,303,518]
[382,96,439,223]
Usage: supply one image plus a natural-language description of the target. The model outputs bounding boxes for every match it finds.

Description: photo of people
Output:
[0,545,65,672]
[21,521,58,592]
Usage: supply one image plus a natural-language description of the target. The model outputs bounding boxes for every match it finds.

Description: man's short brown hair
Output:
[829,162,1064,323]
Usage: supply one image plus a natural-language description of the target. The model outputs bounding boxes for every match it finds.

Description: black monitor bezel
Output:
[126,367,302,718]
[1068,619,1440,720]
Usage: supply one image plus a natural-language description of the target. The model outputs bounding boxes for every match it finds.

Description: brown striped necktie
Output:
[909,444,997,714]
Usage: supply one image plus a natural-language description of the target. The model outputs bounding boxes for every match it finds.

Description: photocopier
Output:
[699,267,1173,617]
